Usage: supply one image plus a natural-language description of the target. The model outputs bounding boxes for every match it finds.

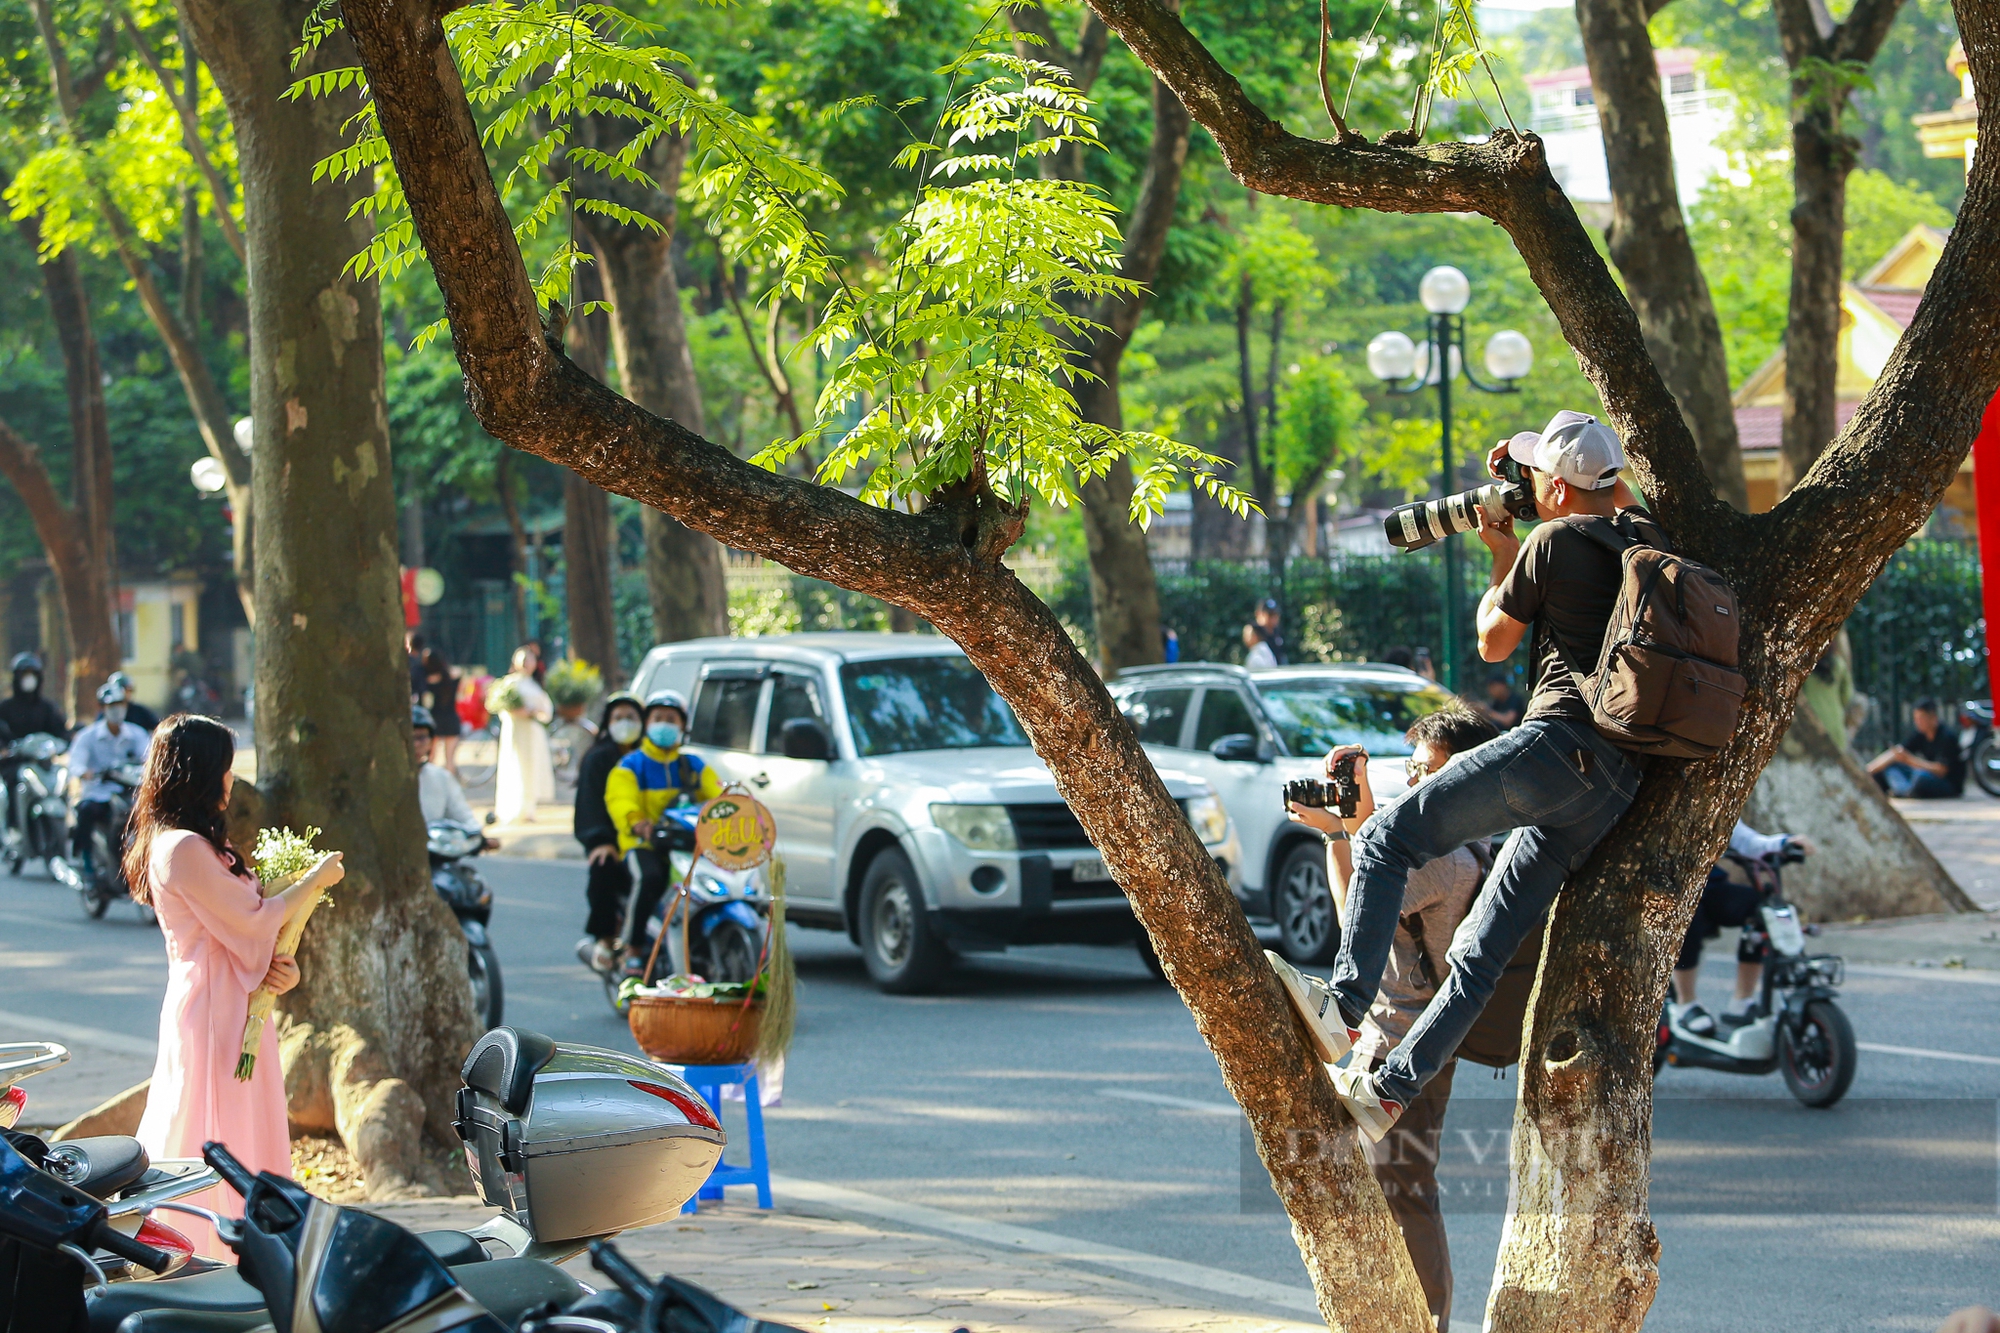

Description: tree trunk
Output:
[347,0,2000,1320]
[574,121,730,644]
[0,420,121,720]
[178,0,477,1199]
[1772,0,1907,496]
[1579,0,1749,511]
[494,451,531,645]
[32,242,117,603]
[560,284,622,679]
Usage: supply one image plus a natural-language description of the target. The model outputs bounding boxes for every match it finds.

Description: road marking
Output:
[770,1172,1319,1315]
[1098,1088,1241,1117]
[0,1008,156,1058]
[1844,963,2000,987]
[1855,1041,2000,1067]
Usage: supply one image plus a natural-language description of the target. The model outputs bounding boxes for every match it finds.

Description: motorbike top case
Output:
[453,1029,725,1243]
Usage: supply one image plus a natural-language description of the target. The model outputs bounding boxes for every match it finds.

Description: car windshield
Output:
[1255,678,1456,757]
[840,657,1029,756]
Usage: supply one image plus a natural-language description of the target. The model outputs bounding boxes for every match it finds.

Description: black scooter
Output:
[2,731,69,876]
[429,820,504,1028]
[1958,699,2000,797]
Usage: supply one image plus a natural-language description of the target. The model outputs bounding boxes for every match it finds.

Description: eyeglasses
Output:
[1405,756,1440,785]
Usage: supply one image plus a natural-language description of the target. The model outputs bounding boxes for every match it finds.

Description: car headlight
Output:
[1185,793,1230,845]
[929,803,1018,851]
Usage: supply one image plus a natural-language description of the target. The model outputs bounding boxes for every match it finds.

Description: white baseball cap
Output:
[1504,410,1626,491]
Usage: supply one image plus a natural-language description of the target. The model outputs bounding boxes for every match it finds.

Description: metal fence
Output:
[1847,539,1988,755]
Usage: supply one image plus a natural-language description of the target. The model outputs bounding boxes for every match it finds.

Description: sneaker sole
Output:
[1330,1068,1401,1145]
[1266,950,1353,1065]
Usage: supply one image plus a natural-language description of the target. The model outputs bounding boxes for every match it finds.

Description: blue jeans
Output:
[1874,763,1957,799]
[1332,718,1641,1108]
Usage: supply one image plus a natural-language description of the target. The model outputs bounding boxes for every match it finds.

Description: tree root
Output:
[281,1019,452,1200]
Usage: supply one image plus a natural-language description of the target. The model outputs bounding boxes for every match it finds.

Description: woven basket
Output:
[628,994,764,1065]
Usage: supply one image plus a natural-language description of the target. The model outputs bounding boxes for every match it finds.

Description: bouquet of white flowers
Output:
[235,825,334,1081]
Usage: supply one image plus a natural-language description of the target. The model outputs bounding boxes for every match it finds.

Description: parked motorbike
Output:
[2,730,69,876]
[1959,699,2000,797]
[1654,846,1858,1107]
[429,820,505,1028]
[0,1028,726,1333]
[49,763,149,922]
[590,806,771,1015]
[1,1039,222,1302]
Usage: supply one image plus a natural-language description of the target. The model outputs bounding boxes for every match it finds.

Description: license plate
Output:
[1068,856,1113,883]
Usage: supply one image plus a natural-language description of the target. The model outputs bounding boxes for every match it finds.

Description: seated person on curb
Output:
[1867,697,1964,799]
[1276,704,1500,1332]
[412,706,498,844]
[1669,822,1816,1037]
[603,690,723,962]
[69,680,153,870]
[1267,410,1648,1141]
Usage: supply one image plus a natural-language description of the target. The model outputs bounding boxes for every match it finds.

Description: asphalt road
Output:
[4,852,1998,1332]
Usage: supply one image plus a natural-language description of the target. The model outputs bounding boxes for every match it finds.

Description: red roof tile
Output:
[1736,401,1860,452]
[1858,286,1922,329]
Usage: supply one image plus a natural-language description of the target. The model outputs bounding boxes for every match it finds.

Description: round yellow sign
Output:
[694,793,777,870]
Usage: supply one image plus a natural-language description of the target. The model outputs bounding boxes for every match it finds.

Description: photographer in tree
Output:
[1268,410,1649,1141]
[1273,703,1499,1330]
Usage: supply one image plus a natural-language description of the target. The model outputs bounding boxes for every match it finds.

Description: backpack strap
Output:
[1558,510,1664,555]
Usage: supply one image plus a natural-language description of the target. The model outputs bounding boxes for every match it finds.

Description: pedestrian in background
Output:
[1253,597,1286,664]
[1242,623,1277,669]
[128,715,342,1255]
[419,649,464,776]
[493,645,555,824]
[1475,673,1524,729]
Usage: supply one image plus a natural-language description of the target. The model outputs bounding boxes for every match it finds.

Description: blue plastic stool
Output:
[679,1063,772,1212]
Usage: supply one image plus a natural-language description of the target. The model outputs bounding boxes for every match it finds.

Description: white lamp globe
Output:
[1485,329,1534,381]
[232,417,254,455]
[1366,331,1418,382]
[1418,265,1472,315]
[1412,341,1463,385]
[190,456,228,494]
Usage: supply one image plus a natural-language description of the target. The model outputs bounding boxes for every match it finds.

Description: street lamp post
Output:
[1366,267,1533,691]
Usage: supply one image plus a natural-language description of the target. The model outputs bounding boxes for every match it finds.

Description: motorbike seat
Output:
[453,1257,588,1322]
[93,1255,562,1333]
[90,1267,264,1333]
[416,1228,488,1266]
[461,1028,557,1115]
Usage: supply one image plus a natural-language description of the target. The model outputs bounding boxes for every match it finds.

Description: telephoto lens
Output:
[1383,484,1505,552]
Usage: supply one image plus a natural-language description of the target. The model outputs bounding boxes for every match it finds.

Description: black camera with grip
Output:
[1283,752,1359,818]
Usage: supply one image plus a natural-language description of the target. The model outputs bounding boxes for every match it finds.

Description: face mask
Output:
[647,722,682,750]
[105,704,127,725]
[609,717,642,746]
[17,674,36,694]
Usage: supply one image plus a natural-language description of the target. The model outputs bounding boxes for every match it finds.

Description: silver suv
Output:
[630,634,1241,992]
[1108,662,1457,965]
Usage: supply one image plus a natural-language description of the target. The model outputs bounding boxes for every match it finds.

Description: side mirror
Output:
[780,718,834,761]
[1208,733,1261,763]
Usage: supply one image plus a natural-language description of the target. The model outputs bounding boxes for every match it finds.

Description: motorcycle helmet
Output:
[96,681,123,705]
[643,689,690,722]
[411,704,436,735]
[9,651,42,676]
[106,671,134,695]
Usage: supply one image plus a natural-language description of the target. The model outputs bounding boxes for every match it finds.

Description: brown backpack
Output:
[1565,516,1746,759]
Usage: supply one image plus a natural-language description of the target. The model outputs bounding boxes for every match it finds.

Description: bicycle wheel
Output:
[548,720,593,791]
[456,719,502,789]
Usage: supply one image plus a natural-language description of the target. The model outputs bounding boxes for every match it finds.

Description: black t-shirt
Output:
[0,692,66,740]
[1901,727,1965,793]
[1493,510,1653,725]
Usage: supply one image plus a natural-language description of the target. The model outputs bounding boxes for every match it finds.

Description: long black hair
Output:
[123,714,248,901]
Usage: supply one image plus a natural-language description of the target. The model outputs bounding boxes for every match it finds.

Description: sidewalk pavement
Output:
[365,1195,1325,1333]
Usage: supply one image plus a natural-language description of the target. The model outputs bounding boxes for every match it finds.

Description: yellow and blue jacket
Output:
[605,737,724,853]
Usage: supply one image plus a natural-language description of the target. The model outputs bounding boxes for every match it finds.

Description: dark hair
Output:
[1406,702,1499,758]
[1913,697,1941,715]
[423,649,453,680]
[123,714,247,901]
[1382,647,1414,669]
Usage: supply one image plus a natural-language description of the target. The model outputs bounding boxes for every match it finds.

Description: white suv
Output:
[630,634,1241,992]
[1108,662,1458,965]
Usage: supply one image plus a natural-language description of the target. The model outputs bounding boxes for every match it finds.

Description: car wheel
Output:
[1274,840,1339,965]
[859,849,949,994]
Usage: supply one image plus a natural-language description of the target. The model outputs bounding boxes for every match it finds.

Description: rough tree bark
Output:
[1010,2,1186,672]
[1773,0,1907,495]
[178,0,478,1199]
[0,420,120,720]
[560,275,623,680]
[1578,0,1749,510]
[572,118,730,645]
[347,0,2000,1320]
[1064,0,2000,1326]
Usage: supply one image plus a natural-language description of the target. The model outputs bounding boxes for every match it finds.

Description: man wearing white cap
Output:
[1267,409,1654,1143]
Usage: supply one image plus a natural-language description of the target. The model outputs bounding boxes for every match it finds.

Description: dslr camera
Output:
[1283,752,1360,819]
[1382,453,1539,552]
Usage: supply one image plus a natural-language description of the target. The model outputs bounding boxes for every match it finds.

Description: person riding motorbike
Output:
[603,690,721,960]
[101,671,160,732]
[576,692,644,972]
[67,681,151,873]
[1669,822,1818,1037]
[1,652,67,840]
[412,706,493,839]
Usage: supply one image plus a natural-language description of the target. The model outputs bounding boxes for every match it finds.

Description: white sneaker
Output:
[589,940,618,973]
[1330,1065,1404,1145]
[1266,951,1357,1064]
